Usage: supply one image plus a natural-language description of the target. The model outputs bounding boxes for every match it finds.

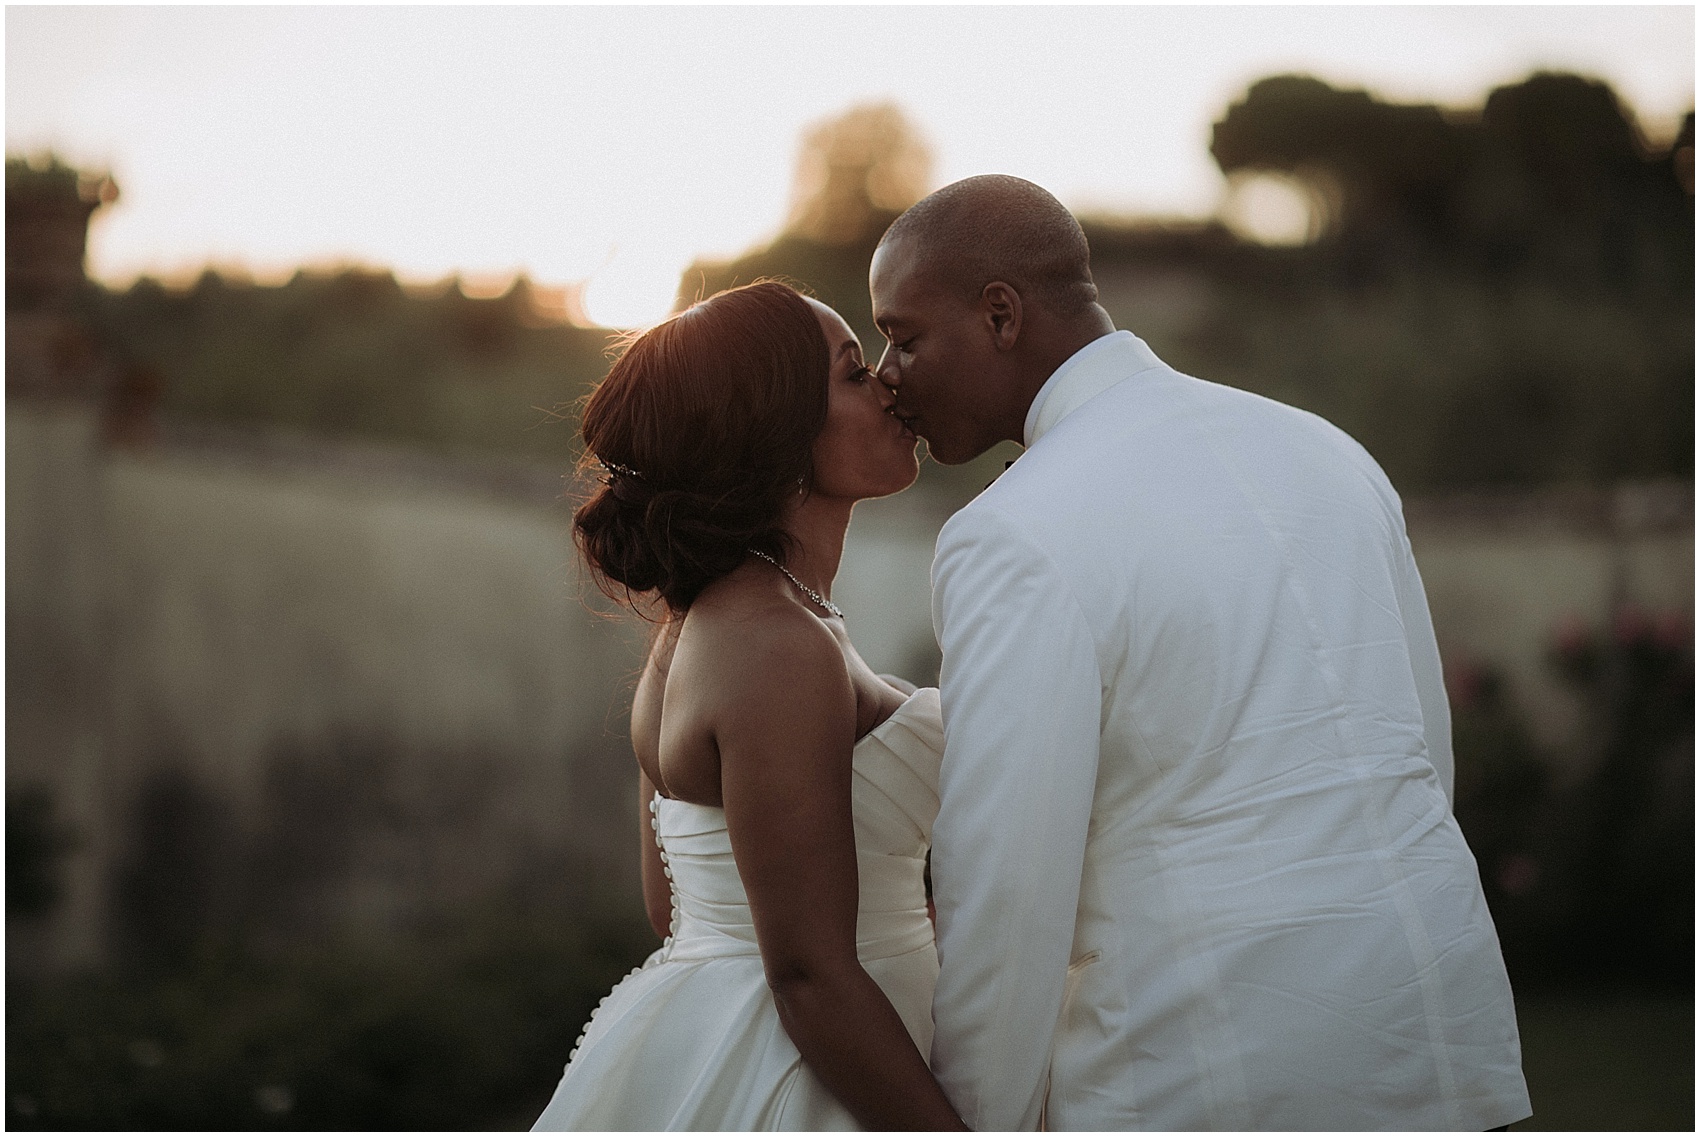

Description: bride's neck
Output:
[779,494,853,598]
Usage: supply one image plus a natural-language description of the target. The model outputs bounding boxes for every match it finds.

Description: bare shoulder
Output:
[667,565,858,773]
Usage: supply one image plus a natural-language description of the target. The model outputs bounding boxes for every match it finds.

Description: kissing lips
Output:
[887,406,919,441]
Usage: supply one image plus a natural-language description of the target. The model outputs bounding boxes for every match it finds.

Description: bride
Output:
[531,281,967,1131]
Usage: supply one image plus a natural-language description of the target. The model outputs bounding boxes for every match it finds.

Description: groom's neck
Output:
[1010,304,1119,435]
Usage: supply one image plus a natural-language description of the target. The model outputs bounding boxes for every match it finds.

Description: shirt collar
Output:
[1023,330,1147,447]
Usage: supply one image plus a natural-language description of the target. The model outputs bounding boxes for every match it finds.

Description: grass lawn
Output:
[1511,990,1693,1131]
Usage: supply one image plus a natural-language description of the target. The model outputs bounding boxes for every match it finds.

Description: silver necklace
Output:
[748,549,843,618]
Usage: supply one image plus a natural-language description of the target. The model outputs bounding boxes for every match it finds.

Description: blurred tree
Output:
[1211,74,1470,256]
[785,101,933,247]
[1190,73,1693,492]
[112,768,238,972]
[1449,663,1550,894]
[6,786,78,920]
[81,266,617,462]
[1546,609,1694,985]
[1673,111,1695,194]
[669,104,1034,497]
[1210,72,1692,290]
[21,73,1688,498]
[5,154,117,313]
[1448,610,1695,991]
[6,154,120,401]
[678,100,933,338]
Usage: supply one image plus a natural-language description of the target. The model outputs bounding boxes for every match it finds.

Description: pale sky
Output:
[7,5,1694,327]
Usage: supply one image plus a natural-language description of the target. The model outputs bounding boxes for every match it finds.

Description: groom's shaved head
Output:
[869,175,1116,464]
[878,175,1098,317]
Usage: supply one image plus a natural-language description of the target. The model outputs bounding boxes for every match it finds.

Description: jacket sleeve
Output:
[927,503,1104,1131]
[1394,525,1455,805]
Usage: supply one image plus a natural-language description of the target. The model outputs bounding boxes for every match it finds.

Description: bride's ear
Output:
[981,281,1022,350]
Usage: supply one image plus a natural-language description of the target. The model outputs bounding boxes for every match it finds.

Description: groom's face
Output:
[869,237,1005,466]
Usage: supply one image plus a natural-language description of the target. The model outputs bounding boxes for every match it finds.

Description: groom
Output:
[870,176,1531,1130]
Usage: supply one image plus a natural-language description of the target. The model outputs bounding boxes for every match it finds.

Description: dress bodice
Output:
[537,688,946,1131]
[652,688,944,964]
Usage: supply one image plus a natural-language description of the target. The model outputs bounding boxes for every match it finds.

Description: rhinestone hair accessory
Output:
[598,458,643,484]
[748,548,843,619]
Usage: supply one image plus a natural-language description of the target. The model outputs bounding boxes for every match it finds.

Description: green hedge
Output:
[8,913,656,1130]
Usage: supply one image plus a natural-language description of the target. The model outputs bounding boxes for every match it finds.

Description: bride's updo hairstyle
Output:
[574,281,830,614]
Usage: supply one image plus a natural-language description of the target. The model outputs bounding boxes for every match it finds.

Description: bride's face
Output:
[805,299,920,501]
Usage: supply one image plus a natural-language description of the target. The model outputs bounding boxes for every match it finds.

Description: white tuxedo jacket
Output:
[927,331,1530,1131]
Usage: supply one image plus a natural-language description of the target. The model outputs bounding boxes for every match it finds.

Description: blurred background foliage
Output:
[47,70,1694,500]
[7,70,1693,1130]
[1449,608,1693,987]
[83,269,618,465]
[9,912,656,1129]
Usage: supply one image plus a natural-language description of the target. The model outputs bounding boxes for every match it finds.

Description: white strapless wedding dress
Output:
[531,688,944,1131]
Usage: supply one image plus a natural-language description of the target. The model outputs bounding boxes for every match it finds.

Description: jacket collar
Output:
[1023,330,1161,447]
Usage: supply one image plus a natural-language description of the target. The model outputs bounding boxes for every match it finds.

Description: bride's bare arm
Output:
[716,617,967,1131]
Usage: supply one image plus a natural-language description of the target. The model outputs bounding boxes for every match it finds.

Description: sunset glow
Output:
[7,6,1692,328]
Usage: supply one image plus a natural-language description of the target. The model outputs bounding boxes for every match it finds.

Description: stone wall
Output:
[7,404,648,972]
[7,400,1690,973]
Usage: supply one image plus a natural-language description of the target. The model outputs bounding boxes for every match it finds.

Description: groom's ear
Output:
[980,281,1022,350]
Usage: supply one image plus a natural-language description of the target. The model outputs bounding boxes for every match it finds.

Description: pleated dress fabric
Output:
[531,688,944,1131]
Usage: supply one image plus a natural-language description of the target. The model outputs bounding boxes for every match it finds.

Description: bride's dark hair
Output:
[573,281,830,614]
